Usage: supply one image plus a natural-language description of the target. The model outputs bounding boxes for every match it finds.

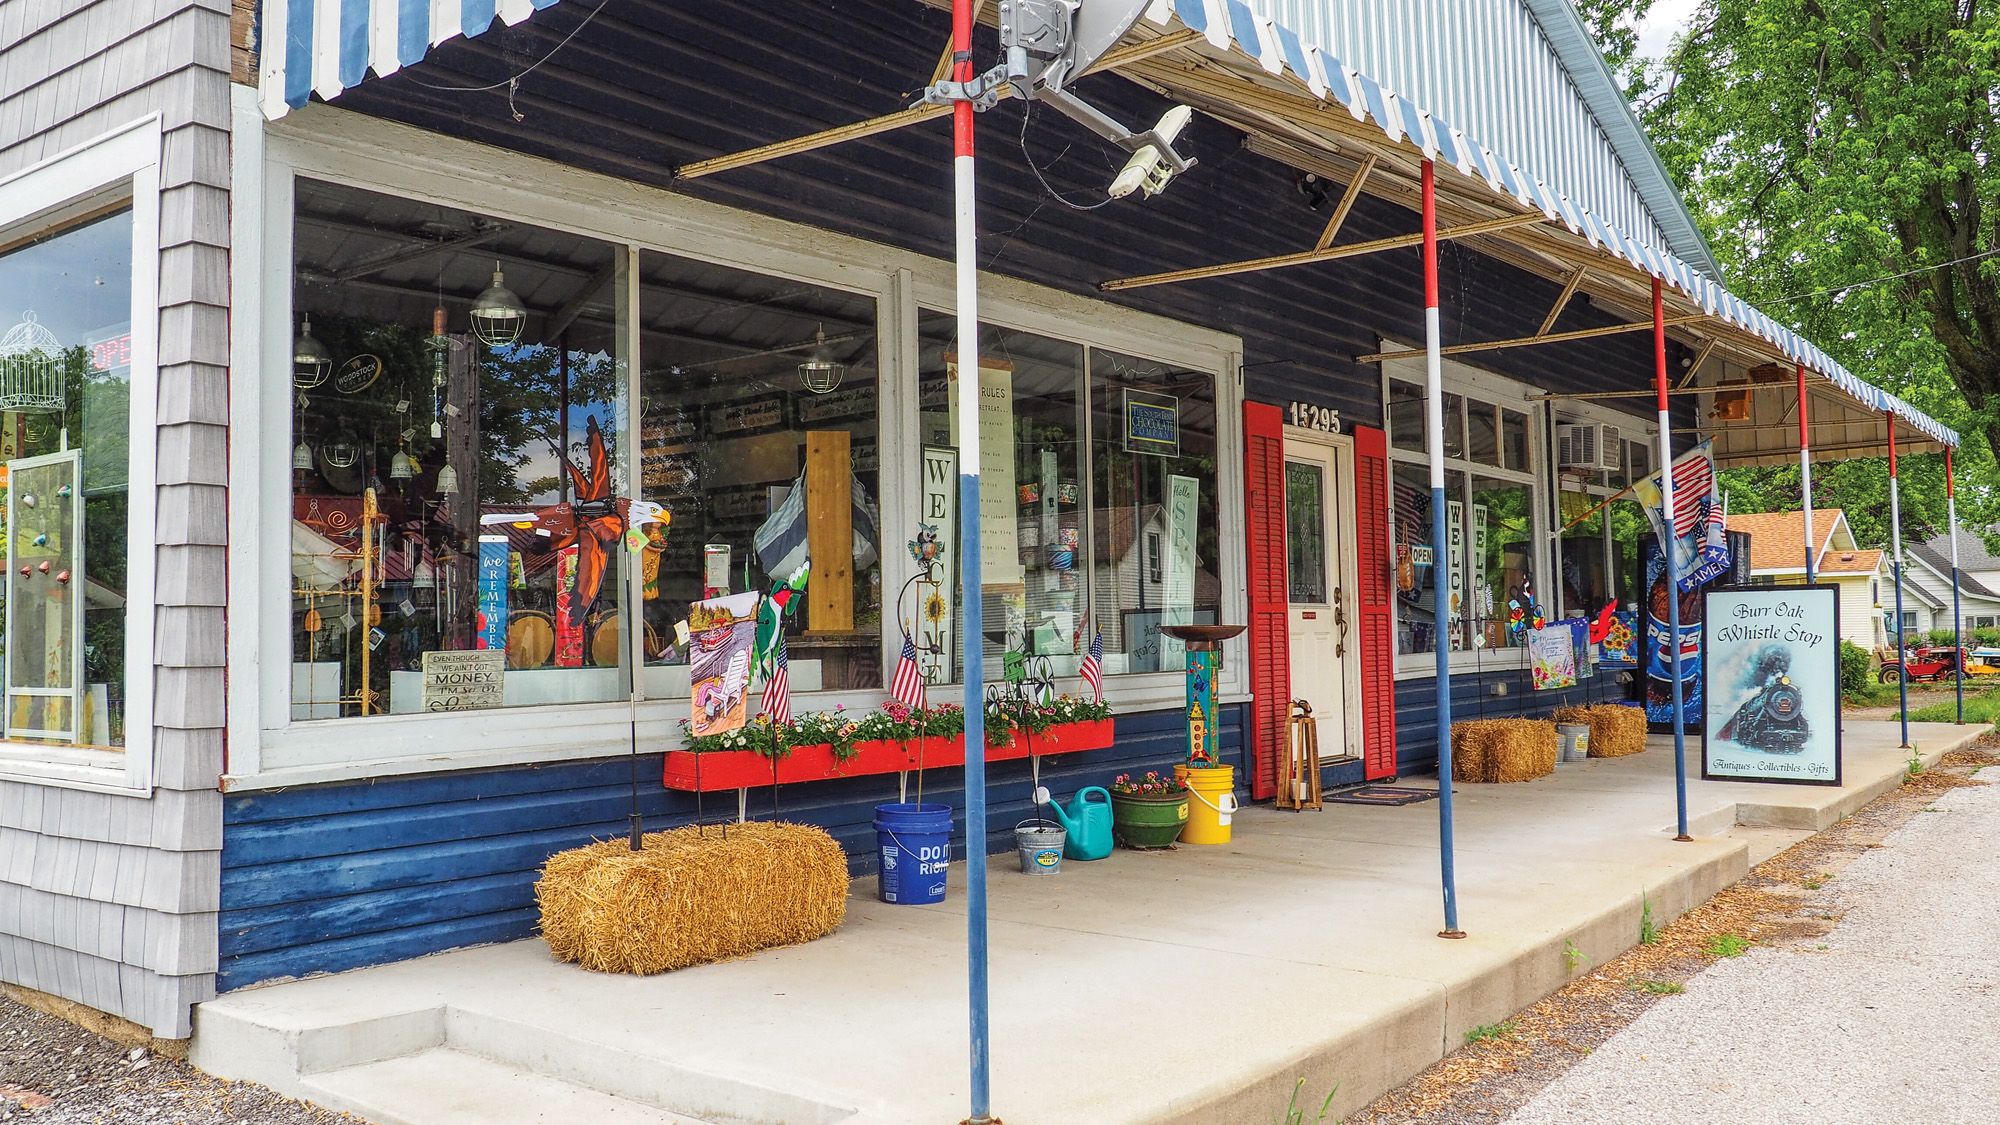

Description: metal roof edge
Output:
[1518,0,1721,282]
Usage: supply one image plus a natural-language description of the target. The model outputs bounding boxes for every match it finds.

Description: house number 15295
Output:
[1287,402,1340,433]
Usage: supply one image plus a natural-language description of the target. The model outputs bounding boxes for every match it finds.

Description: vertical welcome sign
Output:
[918,446,958,680]
[476,535,509,652]
[1701,585,1842,786]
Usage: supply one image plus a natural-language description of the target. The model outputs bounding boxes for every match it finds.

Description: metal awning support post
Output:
[1797,361,1816,583]
[1422,160,1464,940]
[1655,278,1691,842]
[946,0,992,1119]
[1950,447,1964,724]
[1888,412,1910,750]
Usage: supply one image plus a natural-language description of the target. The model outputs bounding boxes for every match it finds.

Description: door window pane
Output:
[1501,409,1530,471]
[638,252,881,693]
[1090,348,1218,674]
[1442,393,1466,459]
[1387,378,1426,451]
[0,207,132,749]
[290,179,628,718]
[1285,461,1327,603]
[1467,401,1499,465]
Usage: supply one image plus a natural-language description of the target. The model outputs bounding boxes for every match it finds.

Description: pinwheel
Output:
[1588,601,1618,647]
[481,416,668,628]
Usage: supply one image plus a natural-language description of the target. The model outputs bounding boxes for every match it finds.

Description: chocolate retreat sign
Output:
[1701,585,1842,787]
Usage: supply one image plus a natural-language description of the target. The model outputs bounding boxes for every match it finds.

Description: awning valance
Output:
[258,0,561,120]
[1138,0,1956,452]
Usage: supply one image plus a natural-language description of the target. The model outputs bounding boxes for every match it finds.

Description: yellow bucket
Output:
[1174,764,1238,845]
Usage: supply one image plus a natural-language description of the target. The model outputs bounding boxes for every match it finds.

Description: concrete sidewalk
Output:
[191,721,1983,1125]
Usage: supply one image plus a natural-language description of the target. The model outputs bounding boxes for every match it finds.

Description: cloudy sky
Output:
[1634,0,1702,63]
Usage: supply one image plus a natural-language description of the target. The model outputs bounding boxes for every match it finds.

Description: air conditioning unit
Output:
[1557,422,1622,473]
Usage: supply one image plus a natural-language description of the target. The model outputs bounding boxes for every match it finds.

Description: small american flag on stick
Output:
[892,631,927,711]
[761,632,791,726]
[1079,628,1104,704]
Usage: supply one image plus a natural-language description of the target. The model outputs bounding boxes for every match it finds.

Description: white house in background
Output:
[1724,509,1887,648]
[1905,529,2000,638]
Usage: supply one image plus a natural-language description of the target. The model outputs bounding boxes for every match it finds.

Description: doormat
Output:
[1323,786,1438,807]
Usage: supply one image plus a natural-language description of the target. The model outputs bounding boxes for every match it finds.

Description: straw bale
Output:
[1560,703,1648,758]
[537,822,848,975]
[1451,720,1501,783]
[1486,720,1558,782]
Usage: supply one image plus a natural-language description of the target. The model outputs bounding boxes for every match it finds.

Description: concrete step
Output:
[301,1047,713,1125]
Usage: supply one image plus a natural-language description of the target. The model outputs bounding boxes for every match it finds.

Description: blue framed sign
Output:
[1123,389,1180,457]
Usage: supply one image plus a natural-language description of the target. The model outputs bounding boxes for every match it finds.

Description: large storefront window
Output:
[1556,436,1653,621]
[638,251,880,693]
[290,179,630,717]
[0,211,134,749]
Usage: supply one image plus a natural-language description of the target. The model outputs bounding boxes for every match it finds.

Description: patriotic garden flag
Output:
[891,632,927,711]
[1079,628,1104,704]
[1632,440,1730,593]
[761,632,791,727]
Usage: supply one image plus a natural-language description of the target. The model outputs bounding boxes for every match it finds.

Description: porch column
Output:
[1888,412,1911,750]
[1950,448,1964,724]
[1797,361,1816,582]
[1655,278,1691,841]
[1421,160,1463,939]
[946,0,992,1118]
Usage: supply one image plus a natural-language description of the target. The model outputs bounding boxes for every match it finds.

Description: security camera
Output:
[1109,106,1194,199]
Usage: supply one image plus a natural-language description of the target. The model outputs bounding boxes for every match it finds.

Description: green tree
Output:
[1597,1,2000,547]
[1570,0,1660,94]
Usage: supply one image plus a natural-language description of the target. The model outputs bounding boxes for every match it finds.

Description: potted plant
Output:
[1108,771,1190,849]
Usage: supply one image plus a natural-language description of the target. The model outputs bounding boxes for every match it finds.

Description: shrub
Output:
[1926,627,1959,648]
[1838,640,1873,699]
[1976,627,2000,648]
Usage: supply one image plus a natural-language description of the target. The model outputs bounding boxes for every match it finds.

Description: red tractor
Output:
[1879,644,1966,684]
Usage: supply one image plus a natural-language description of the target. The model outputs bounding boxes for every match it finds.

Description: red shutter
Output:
[1353,424,1400,780]
[1243,402,1289,801]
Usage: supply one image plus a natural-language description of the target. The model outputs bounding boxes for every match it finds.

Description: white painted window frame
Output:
[1550,398,1659,623]
[226,96,1245,789]
[0,118,162,795]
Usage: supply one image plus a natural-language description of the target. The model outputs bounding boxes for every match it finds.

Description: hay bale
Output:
[1578,704,1648,758]
[537,822,848,975]
[1451,720,1500,782]
[1486,719,1557,782]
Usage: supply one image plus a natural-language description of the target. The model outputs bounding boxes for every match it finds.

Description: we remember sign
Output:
[421,650,506,712]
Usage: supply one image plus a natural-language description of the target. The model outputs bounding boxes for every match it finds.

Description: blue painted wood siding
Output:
[218,705,1241,989]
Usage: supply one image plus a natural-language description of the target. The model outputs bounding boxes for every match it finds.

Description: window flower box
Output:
[662,717,1115,793]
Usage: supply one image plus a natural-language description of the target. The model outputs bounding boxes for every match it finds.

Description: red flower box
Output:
[661,720,1115,792]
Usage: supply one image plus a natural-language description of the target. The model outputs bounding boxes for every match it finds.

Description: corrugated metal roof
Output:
[1248,0,1718,280]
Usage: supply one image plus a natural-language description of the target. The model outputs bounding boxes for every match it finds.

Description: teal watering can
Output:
[1044,787,1113,861]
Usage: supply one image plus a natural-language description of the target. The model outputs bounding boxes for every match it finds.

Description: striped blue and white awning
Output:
[258,0,560,120]
[1142,0,1957,449]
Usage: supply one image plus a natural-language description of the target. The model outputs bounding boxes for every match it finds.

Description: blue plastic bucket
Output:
[874,802,954,905]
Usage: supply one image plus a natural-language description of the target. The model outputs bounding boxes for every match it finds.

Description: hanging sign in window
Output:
[1123,389,1180,457]
[421,650,506,712]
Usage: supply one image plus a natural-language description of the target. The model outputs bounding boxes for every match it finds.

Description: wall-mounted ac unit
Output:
[1557,422,1622,473]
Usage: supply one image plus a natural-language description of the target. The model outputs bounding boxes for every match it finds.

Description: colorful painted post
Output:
[1796,361,1816,583]
[947,1,991,1119]
[1655,278,1690,842]
[1184,648,1220,763]
[1888,413,1910,750]
[1949,448,1963,724]
[1421,160,1463,939]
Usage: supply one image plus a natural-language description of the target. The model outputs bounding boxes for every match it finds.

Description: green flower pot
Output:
[1111,792,1191,849]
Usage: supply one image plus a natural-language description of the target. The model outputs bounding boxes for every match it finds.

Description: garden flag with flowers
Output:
[1079,628,1104,704]
[892,632,927,711]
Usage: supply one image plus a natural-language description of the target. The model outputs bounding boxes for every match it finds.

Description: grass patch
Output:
[1562,939,1586,973]
[1630,978,1685,995]
[1909,684,2000,724]
[1277,1077,1338,1124]
[1704,933,1753,958]
[1800,874,1830,890]
[1639,895,1661,945]
[1463,1020,1515,1045]
[1843,681,1901,708]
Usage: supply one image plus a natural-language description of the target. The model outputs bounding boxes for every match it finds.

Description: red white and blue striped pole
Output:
[1888,411,1910,750]
[1950,447,1964,724]
[949,1,993,1119]
[1656,278,1691,842]
[1797,361,1816,583]
[1422,160,1463,939]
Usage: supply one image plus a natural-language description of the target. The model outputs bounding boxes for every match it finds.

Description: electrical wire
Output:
[1763,245,2000,304]
[1018,102,1118,212]
[402,0,615,94]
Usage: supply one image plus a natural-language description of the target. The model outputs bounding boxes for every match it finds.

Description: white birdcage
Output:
[0,311,66,414]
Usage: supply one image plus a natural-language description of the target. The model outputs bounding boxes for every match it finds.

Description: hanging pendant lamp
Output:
[798,322,845,395]
[469,261,528,347]
[293,316,332,388]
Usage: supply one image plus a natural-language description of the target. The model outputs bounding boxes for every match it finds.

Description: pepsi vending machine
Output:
[1640,529,1751,732]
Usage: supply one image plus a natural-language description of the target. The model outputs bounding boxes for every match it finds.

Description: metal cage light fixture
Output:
[797,322,845,394]
[468,261,528,347]
[293,315,332,388]
[0,310,68,414]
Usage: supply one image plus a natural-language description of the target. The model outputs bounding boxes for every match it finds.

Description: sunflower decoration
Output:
[924,589,948,625]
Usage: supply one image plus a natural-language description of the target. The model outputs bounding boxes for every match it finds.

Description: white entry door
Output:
[1284,437,1356,759]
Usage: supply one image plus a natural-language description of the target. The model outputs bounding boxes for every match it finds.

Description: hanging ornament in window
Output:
[428,300,452,439]
[293,390,315,470]
[389,438,416,481]
[435,460,459,495]
[0,310,67,413]
[468,261,527,347]
[797,322,845,395]
[292,315,332,389]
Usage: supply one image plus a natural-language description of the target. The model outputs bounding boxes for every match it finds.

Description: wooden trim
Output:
[1313,153,1376,250]
[1100,212,1549,292]
[1359,313,1709,364]
[1537,265,1588,336]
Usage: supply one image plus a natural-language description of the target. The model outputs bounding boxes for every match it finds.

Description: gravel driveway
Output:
[0,993,354,1124]
[1509,767,2000,1125]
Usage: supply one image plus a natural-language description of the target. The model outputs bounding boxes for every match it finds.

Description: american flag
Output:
[1666,447,1715,537]
[761,632,791,726]
[891,632,927,711]
[1079,628,1104,704]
